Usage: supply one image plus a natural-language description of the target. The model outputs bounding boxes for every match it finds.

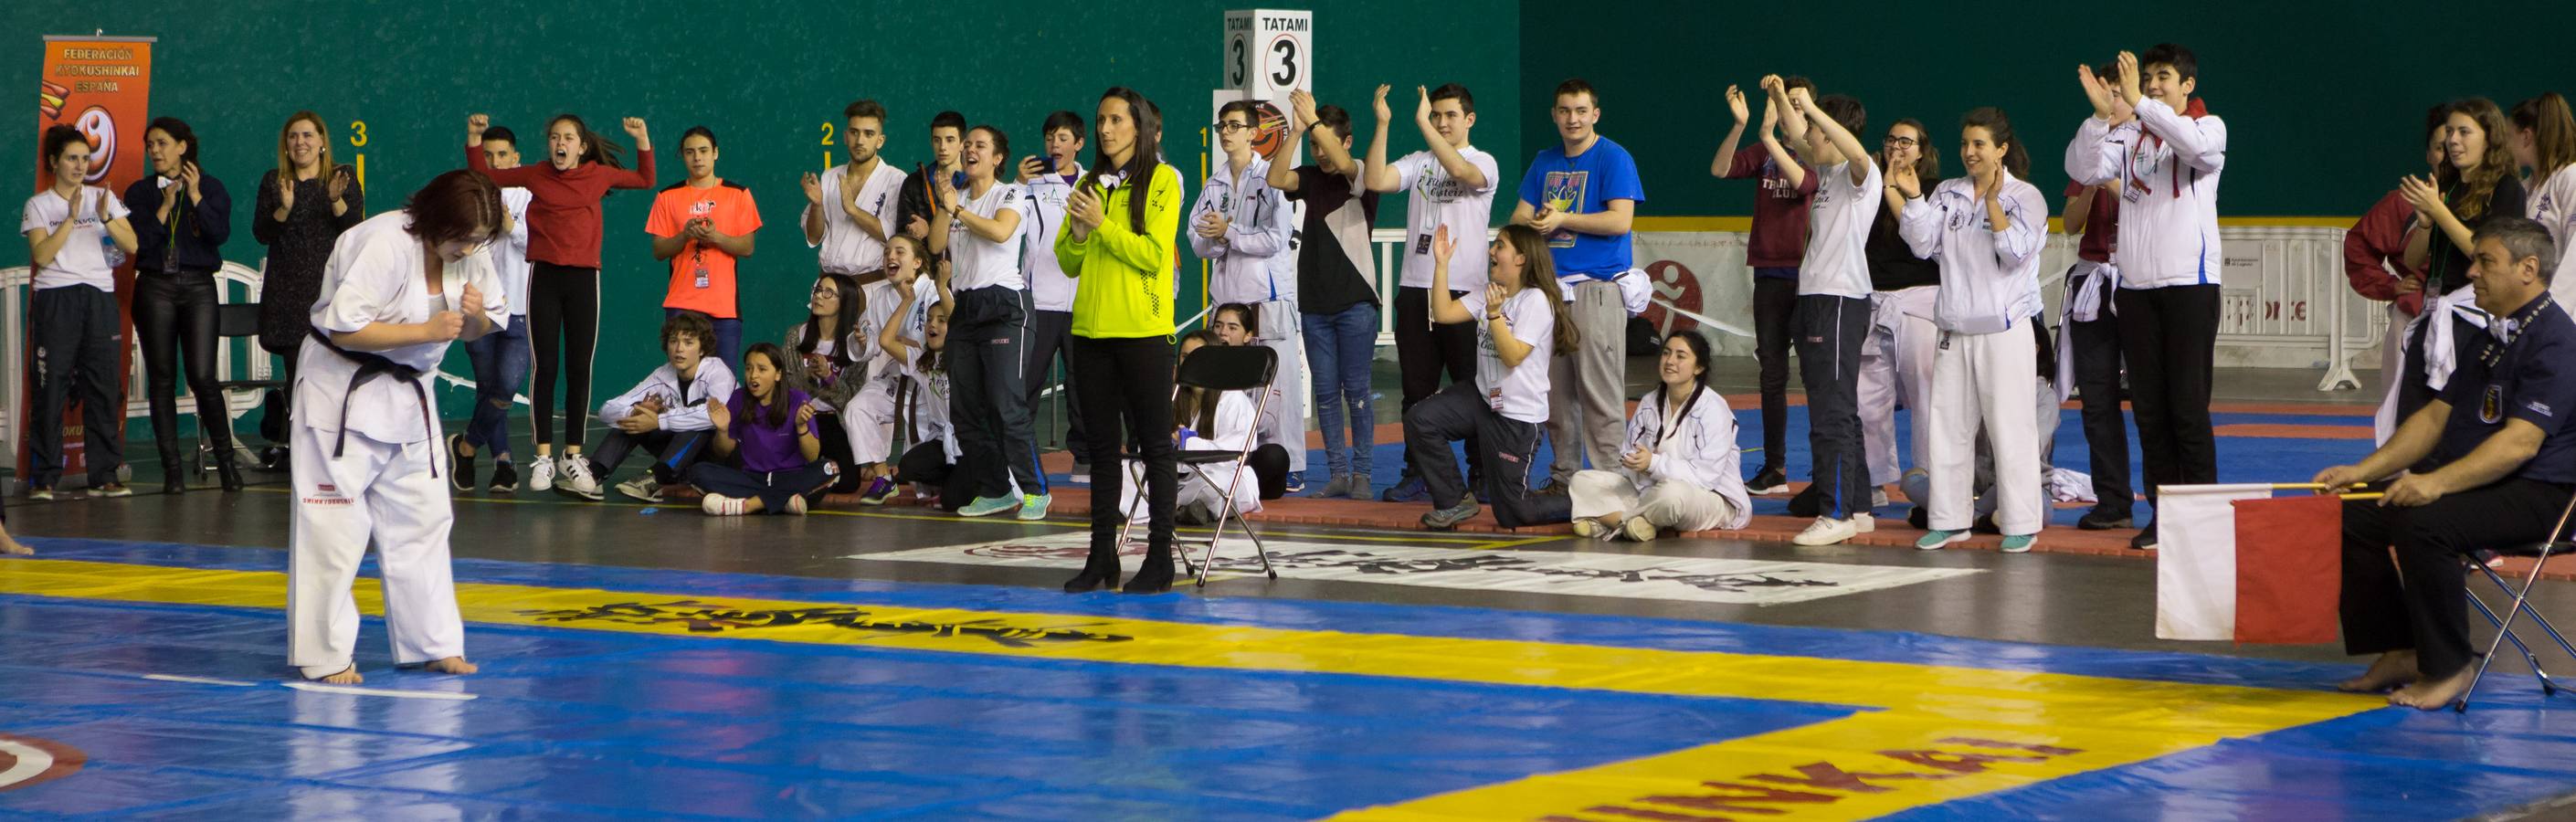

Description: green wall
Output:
[1517,0,2570,217]
[2,1,1520,427]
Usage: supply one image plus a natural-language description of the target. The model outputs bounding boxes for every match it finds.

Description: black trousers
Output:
[894,440,974,511]
[1023,309,1089,458]
[28,286,126,487]
[134,268,233,463]
[1751,276,1799,470]
[811,411,864,493]
[688,461,834,512]
[2341,478,2575,679]
[1394,286,1482,483]
[1072,335,1177,554]
[1403,381,1571,528]
[2069,311,2133,515]
[1250,443,1289,500]
[1796,294,1871,519]
[528,263,602,449]
[2115,284,2220,510]
[588,428,713,485]
[948,286,1045,500]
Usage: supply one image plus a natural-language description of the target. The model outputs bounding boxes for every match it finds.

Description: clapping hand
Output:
[1621,446,1652,472]
[801,172,823,206]
[1725,84,1748,125]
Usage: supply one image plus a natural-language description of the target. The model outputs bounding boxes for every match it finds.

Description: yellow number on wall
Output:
[820,122,835,145]
[349,121,369,147]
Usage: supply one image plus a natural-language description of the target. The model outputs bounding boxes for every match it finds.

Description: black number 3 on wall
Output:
[1230,36,1248,87]
[1269,37,1299,87]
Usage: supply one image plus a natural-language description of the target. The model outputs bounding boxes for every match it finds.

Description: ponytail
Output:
[1961,107,2028,180]
[2514,92,2576,178]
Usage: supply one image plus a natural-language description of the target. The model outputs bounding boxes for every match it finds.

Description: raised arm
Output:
[1792,88,1876,188]
[1709,84,1749,177]
[1364,84,1399,192]
[1425,226,1475,325]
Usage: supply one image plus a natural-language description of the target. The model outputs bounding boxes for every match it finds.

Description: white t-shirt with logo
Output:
[1393,146,1501,290]
[1460,286,1556,425]
[811,162,905,275]
[20,186,132,292]
[947,181,1027,292]
[1020,169,1082,311]
[1799,160,1881,299]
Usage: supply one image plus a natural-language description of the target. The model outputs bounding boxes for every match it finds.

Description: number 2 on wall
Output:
[348,121,368,147]
[819,122,834,145]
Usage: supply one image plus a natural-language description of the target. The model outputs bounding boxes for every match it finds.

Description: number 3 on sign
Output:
[348,121,368,148]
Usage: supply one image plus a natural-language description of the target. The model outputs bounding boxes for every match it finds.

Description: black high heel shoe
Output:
[1120,550,1175,595]
[215,447,246,492]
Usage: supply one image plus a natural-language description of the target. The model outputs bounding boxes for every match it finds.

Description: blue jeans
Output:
[463,314,531,458]
[667,309,744,369]
[1301,302,1377,478]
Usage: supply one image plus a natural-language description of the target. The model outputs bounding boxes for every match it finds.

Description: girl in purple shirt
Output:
[691,342,835,515]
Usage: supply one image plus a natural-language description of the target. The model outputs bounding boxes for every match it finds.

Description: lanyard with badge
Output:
[2478,294,2554,423]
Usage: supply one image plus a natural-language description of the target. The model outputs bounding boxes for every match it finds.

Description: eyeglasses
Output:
[1211,121,1253,134]
[811,283,837,296]
[1883,137,1920,148]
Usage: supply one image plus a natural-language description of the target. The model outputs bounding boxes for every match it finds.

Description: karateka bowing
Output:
[288,169,507,684]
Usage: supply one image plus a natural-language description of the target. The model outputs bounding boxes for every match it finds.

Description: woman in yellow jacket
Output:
[1057,87,1188,595]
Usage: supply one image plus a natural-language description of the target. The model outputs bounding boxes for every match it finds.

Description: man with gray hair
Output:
[2314,216,2570,711]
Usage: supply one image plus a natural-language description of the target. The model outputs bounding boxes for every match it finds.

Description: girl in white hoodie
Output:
[1569,331,1750,541]
[1897,107,2048,553]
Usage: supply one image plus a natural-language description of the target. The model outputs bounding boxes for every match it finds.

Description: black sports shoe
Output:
[2076,509,2134,531]
[1907,506,1928,530]
[448,435,476,491]
[2130,522,2159,550]
[489,459,520,493]
[1747,467,1789,496]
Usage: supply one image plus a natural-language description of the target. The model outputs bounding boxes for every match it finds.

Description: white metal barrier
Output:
[0,261,274,480]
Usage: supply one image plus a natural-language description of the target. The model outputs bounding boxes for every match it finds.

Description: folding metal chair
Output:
[1117,344,1280,588]
[2459,492,2576,711]
[194,263,285,475]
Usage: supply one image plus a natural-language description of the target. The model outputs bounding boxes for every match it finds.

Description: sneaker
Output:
[1871,488,1889,510]
[1337,473,1371,500]
[448,435,475,491]
[1747,467,1789,496]
[784,493,810,516]
[702,493,749,516]
[1917,529,1970,551]
[1530,480,1570,498]
[490,459,520,493]
[2078,509,2134,531]
[1420,501,1482,532]
[26,487,54,501]
[1380,475,1430,503]
[1791,516,1862,546]
[615,476,663,503]
[1067,460,1092,484]
[1622,516,1658,543]
[528,457,556,492]
[556,455,603,501]
[92,483,132,499]
[1176,501,1216,526]
[1018,493,1051,521]
[1907,505,1928,530]
[1283,473,1307,495]
[1311,473,1348,499]
[2001,533,2038,553]
[958,495,1022,517]
[2131,524,2159,551]
[859,476,897,505]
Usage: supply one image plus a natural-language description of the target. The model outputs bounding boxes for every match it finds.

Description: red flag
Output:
[2231,496,2344,644]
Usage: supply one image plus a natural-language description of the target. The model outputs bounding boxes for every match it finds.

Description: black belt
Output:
[306,328,438,478]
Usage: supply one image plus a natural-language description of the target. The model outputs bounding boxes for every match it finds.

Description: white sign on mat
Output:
[853,534,1979,606]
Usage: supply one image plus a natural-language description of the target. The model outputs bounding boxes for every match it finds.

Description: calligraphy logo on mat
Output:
[514,600,1134,648]
[0,732,86,792]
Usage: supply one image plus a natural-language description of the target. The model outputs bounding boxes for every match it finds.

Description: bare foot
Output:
[421,656,478,675]
[2389,666,2478,710]
[314,666,364,685]
[1,537,30,555]
[2337,651,2419,692]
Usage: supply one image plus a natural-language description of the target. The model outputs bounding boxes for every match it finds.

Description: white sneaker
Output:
[557,455,602,501]
[527,457,556,491]
[1854,513,1875,533]
[1871,488,1889,510]
[1791,516,1863,546]
[702,493,748,516]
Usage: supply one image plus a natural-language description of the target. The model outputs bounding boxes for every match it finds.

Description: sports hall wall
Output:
[1518,0,2569,218]
[1,1,1521,424]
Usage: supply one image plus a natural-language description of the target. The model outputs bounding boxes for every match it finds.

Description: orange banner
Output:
[26,36,153,483]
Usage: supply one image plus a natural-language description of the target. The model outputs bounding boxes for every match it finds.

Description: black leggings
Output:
[528,263,601,449]
[134,269,232,460]
[1072,335,1177,555]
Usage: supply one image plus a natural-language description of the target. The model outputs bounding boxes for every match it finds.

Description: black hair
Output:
[844,100,886,124]
[1314,104,1355,142]
[1660,331,1715,402]
[1430,83,1475,116]
[2141,43,2199,81]
[41,123,87,165]
[1041,110,1084,140]
[545,113,627,169]
[799,272,865,369]
[661,310,716,354]
[680,125,718,151]
[741,342,793,427]
[1553,78,1599,108]
[1817,94,1865,137]
[145,116,200,166]
[930,111,966,133]
[1212,301,1260,338]
[1218,100,1259,123]
[481,125,519,149]
[1080,87,1162,230]
[1960,107,2029,180]
[968,124,1009,163]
